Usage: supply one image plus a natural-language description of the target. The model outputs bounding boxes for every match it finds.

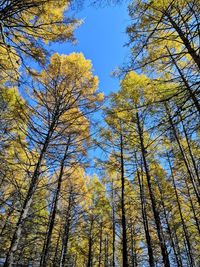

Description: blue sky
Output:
[52,1,131,174]
[52,1,130,95]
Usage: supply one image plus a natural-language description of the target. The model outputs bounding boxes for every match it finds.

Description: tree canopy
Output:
[0,0,199,267]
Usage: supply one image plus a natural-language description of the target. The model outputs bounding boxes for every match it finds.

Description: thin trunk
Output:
[130,225,135,267]
[98,222,103,267]
[53,229,61,267]
[167,154,195,267]
[166,46,200,114]
[135,152,155,267]
[87,217,93,267]
[0,208,14,237]
[130,224,138,267]
[179,112,200,187]
[165,104,200,204]
[169,111,200,233]
[4,123,55,267]
[136,111,171,267]
[172,223,184,267]
[165,12,200,70]
[120,130,129,267]
[40,140,70,267]
[112,178,116,267]
[184,174,200,234]
[59,192,72,267]
[156,178,183,267]
[104,234,109,267]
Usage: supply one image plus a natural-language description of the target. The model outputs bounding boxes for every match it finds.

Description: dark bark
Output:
[104,234,109,267]
[0,208,14,237]
[59,191,73,267]
[135,153,155,267]
[167,154,195,267]
[172,223,184,267]
[98,221,103,267]
[136,111,171,267]
[40,140,70,267]
[112,178,116,267]
[87,216,94,267]
[120,130,129,267]
[165,12,200,70]
[165,104,200,204]
[179,112,200,187]
[155,177,183,267]
[4,120,56,267]
[166,46,200,115]
[52,229,61,267]
[130,224,138,267]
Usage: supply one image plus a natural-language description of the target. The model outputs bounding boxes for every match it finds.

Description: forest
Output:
[0,0,199,266]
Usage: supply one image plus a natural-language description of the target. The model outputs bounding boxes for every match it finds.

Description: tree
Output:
[4,52,102,267]
[0,0,78,82]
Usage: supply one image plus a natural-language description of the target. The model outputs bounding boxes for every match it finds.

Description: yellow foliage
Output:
[0,0,80,82]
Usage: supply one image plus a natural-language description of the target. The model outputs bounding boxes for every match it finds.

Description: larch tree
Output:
[3,52,103,267]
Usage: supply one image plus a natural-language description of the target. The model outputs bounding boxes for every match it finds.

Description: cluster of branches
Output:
[0,0,199,267]
[0,1,104,266]
[94,0,200,266]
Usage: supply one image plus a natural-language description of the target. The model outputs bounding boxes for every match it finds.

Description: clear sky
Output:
[52,1,130,95]
[51,1,130,174]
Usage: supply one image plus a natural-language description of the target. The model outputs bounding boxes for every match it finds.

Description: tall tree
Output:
[4,52,102,267]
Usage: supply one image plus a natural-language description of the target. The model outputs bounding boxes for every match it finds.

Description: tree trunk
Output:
[179,112,200,187]
[4,124,55,267]
[59,192,73,267]
[167,154,195,267]
[112,178,116,267]
[40,140,70,267]
[166,46,200,115]
[155,176,183,267]
[104,234,109,267]
[136,111,171,267]
[130,224,137,267]
[172,223,184,267]
[53,228,61,267]
[87,216,94,267]
[98,221,103,267]
[165,104,200,204]
[120,130,129,267]
[135,152,155,267]
[165,12,200,70]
